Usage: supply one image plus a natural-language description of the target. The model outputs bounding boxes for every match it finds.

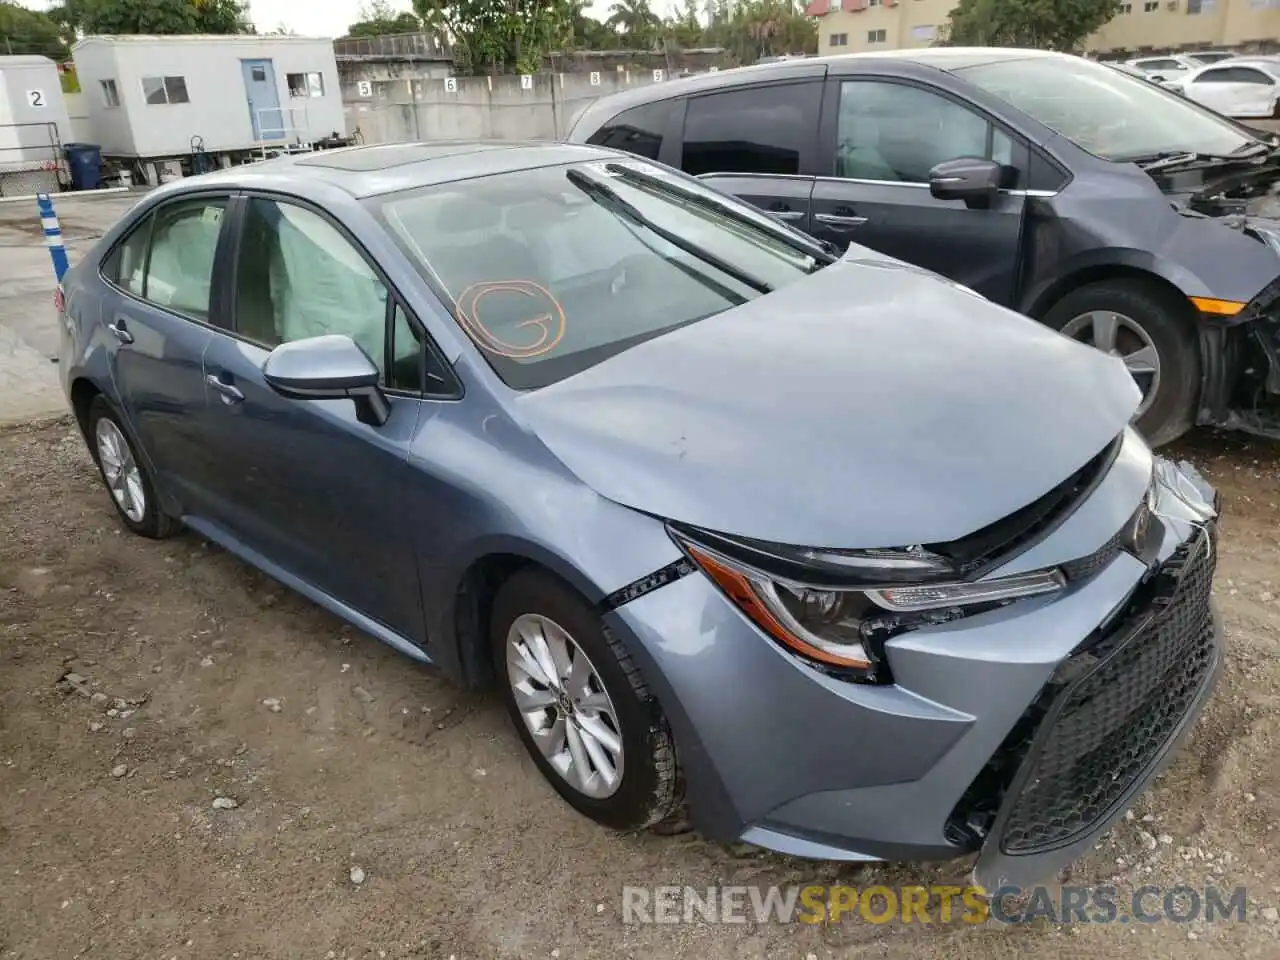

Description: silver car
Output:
[56,141,1223,890]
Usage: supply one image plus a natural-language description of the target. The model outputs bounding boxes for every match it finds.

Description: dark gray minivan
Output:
[568,48,1280,447]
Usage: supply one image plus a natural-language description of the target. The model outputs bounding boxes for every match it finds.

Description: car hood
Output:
[516,256,1141,549]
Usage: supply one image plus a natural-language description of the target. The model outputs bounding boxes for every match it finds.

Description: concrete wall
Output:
[72,35,347,158]
[343,68,676,145]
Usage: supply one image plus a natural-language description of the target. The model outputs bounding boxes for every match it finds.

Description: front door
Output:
[196,194,426,643]
[99,193,232,512]
[241,59,283,140]
[811,78,1027,305]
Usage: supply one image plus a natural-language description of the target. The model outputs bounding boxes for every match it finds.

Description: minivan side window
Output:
[835,80,1014,184]
[681,82,820,177]
[102,196,227,320]
[585,102,669,160]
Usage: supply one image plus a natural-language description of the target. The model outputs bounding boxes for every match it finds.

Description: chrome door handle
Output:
[206,374,245,404]
[815,213,869,228]
[771,210,806,221]
[106,320,133,344]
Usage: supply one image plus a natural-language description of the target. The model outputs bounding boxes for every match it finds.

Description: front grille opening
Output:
[945,529,1217,854]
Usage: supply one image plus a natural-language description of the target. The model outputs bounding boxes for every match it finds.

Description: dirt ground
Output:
[2,418,1279,960]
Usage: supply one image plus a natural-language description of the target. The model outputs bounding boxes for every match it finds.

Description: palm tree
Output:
[607,0,661,49]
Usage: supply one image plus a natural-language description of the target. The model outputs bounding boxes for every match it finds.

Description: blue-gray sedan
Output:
[57,141,1223,890]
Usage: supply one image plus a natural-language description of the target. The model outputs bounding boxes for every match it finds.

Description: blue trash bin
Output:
[64,143,103,191]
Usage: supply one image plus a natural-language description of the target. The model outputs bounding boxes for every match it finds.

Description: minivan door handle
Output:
[765,201,805,222]
[106,317,134,344]
[206,373,245,404]
[815,211,869,229]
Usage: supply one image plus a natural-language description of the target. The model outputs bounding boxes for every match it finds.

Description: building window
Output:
[868,29,887,42]
[1186,0,1215,12]
[829,32,849,46]
[868,0,882,5]
[142,76,190,105]
[911,24,937,41]
[99,79,120,108]
[1142,0,1158,10]
[1119,2,1132,11]
[1250,0,1280,8]
[287,71,326,98]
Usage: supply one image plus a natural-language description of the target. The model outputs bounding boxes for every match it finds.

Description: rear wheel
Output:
[87,396,178,539]
[1043,279,1200,447]
[491,569,680,831]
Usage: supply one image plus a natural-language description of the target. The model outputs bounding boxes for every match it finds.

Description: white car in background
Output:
[1166,58,1280,119]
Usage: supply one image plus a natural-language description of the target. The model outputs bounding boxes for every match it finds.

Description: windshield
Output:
[956,56,1259,162]
[372,161,819,389]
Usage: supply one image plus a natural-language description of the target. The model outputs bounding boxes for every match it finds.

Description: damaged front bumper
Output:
[1197,272,1280,439]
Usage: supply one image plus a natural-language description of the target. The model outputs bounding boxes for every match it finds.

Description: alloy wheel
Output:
[505,613,624,799]
[95,418,146,523]
[1060,310,1162,418]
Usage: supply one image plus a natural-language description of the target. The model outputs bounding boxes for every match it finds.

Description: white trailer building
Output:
[0,55,73,196]
[71,35,346,165]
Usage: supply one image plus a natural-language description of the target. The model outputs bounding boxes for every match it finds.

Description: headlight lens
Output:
[678,537,1066,680]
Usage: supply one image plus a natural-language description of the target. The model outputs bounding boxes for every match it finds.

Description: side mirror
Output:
[928,157,1003,207]
[262,334,390,427]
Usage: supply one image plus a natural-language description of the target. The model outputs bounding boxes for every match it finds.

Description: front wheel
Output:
[1043,279,1200,447]
[491,569,681,831]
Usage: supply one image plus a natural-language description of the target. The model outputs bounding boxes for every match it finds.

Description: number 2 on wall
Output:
[27,89,45,108]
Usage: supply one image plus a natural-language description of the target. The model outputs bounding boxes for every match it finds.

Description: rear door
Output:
[675,80,826,234]
[809,76,1028,305]
[99,192,234,513]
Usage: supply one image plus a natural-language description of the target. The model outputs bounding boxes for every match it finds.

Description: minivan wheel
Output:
[1043,280,1200,447]
[86,396,178,539]
[491,568,680,830]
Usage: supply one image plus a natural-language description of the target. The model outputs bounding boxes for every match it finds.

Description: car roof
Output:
[569,47,1078,121]
[152,140,616,200]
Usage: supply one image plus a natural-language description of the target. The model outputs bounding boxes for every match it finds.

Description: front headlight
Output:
[674,531,1066,681]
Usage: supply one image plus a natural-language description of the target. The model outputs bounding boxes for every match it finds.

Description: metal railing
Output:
[0,121,68,195]
[333,31,453,62]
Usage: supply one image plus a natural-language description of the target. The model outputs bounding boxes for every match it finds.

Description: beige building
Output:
[805,0,1279,57]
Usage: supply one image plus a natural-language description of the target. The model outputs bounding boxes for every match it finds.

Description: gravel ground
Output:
[2,418,1279,960]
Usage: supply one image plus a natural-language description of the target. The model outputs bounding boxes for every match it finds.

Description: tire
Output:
[491,568,680,831]
[86,396,178,539]
[1042,279,1200,447]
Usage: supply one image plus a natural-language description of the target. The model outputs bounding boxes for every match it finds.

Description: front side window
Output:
[681,82,820,177]
[103,197,226,320]
[142,76,190,105]
[372,161,823,390]
[835,80,1013,183]
[957,56,1259,162]
[585,102,669,160]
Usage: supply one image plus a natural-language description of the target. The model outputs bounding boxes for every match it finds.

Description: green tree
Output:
[414,0,575,74]
[704,0,814,64]
[78,0,252,34]
[564,0,616,49]
[346,0,422,37]
[0,1,68,57]
[941,0,1121,50]
[662,0,705,50]
[606,0,660,50]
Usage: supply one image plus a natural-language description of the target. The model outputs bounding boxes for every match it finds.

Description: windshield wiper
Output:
[1136,145,1271,172]
[565,168,773,294]
[601,162,836,268]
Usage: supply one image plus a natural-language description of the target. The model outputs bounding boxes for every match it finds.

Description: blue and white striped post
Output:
[36,193,70,283]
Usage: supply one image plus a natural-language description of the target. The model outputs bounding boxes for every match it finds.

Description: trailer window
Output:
[142,76,190,105]
[288,72,326,98]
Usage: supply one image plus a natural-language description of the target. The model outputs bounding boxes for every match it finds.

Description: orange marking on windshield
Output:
[454,281,567,360]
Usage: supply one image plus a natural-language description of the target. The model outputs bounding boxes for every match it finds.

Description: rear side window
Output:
[585,102,669,160]
[681,82,820,177]
[102,196,227,320]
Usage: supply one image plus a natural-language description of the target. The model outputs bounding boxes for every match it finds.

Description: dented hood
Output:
[516,257,1141,549]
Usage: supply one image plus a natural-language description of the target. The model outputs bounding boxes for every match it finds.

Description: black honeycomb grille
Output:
[998,529,1218,855]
